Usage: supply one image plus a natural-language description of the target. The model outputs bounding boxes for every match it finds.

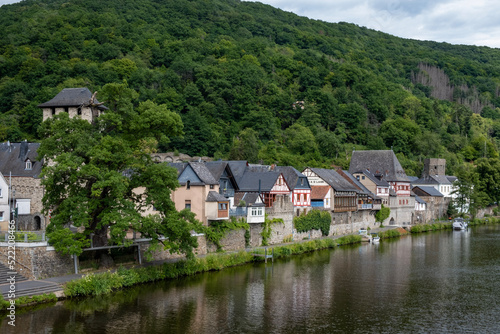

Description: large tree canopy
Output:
[37,84,202,259]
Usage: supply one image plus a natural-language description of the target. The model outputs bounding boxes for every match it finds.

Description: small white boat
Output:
[452,218,468,230]
[370,233,380,243]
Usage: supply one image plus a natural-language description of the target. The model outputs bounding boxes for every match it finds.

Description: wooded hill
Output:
[2,0,500,176]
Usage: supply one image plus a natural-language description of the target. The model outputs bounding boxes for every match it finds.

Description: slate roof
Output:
[206,191,228,202]
[237,171,281,192]
[311,186,330,200]
[274,166,310,190]
[349,150,409,182]
[168,162,187,175]
[204,161,228,180]
[38,88,108,110]
[234,192,264,206]
[309,168,358,192]
[227,161,248,185]
[0,142,43,178]
[188,162,218,185]
[412,175,452,185]
[342,170,374,196]
[414,194,427,204]
[412,186,444,197]
[446,175,458,183]
[360,169,390,187]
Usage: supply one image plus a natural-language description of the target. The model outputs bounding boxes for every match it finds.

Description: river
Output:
[2,225,500,333]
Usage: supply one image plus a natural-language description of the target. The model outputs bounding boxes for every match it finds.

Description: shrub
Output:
[294,210,331,236]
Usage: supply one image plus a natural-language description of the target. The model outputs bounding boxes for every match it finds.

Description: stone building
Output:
[0,141,46,231]
[38,87,108,123]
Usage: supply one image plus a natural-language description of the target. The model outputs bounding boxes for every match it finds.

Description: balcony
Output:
[358,203,373,210]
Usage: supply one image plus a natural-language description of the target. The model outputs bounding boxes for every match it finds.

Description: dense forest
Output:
[2,0,500,181]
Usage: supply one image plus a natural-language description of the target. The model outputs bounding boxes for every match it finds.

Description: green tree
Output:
[228,128,260,163]
[38,95,202,264]
[375,204,390,224]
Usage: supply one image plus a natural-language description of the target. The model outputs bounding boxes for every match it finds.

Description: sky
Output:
[1,0,499,48]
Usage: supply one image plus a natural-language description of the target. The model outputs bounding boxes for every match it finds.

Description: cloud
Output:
[249,0,500,48]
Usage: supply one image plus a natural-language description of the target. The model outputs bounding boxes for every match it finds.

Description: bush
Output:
[294,210,331,236]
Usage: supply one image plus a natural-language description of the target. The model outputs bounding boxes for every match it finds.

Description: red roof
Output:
[311,186,330,200]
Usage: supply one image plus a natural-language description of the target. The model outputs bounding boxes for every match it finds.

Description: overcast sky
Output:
[1,0,499,48]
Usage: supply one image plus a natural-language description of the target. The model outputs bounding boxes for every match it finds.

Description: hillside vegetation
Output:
[2,0,500,178]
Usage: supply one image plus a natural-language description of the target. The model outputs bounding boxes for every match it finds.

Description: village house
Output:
[169,162,227,225]
[0,141,46,231]
[274,166,311,216]
[349,150,414,226]
[412,186,447,220]
[351,169,390,206]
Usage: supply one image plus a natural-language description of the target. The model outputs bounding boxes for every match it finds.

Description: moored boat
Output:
[452,218,468,230]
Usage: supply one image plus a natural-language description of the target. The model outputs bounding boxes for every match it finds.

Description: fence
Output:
[0,231,48,243]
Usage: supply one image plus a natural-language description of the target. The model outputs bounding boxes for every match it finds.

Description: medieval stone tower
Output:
[38,87,107,123]
[423,158,446,177]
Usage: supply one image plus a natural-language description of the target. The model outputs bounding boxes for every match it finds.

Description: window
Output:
[51,108,55,116]
[186,180,190,189]
[251,207,263,216]
[25,159,32,170]
[77,107,82,115]
[0,188,2,198]
[362,176,365,180]
[0,211,3,221]
[185,200,191,210]
[218,203,227,210]
[210,184,214,189]
[300,178,304,186]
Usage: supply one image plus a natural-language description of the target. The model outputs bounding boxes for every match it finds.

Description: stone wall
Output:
[138,235,207,262]
[266,195,294,245]
[249,224,263,247]
[0,243,73,280]
[207,229,246,253]
[11,177,47,231]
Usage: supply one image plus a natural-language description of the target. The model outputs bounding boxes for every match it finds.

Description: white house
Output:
[0,172,10,231]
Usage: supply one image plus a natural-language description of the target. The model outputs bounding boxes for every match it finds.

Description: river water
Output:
[2,225,500,333]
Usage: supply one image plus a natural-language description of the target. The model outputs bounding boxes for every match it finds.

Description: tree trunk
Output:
[93,225,115,268]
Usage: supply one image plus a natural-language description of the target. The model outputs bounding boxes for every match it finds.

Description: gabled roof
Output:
[38,88,108,110]
[204,161,229,180]
[0,141,42,178]
[308,168,358,192]
[237,171,284,192]
[227,161,249,186]
[274,166,310,191]
[168,162,187,175]
[412,186,444,197]
[349,150,409,182]
[234,192,264,206]
[342,170,374,196]
[447,175,458,183]
[188,162,218,185]
[311,186,330,200]
[412,175,452,186]
[206,191,228,202]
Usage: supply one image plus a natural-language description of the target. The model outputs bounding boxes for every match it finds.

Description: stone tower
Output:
[423,158,446,177]
[38,87,107,123]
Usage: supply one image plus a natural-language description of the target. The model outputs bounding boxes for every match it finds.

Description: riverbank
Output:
[2,217,499,312]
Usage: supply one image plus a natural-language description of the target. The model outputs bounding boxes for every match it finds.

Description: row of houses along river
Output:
[2,224,500,333]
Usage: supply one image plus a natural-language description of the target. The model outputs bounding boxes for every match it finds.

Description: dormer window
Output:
[25,159,32,170]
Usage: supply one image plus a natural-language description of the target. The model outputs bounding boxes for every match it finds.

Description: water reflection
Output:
[2,226,500,333]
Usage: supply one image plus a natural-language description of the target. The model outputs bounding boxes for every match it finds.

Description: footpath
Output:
[0,226,396,299]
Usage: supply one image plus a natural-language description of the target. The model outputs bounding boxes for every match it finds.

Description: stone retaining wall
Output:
[0,243,73,280]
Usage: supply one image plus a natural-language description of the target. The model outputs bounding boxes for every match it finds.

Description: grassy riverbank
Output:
[64,236,363,298]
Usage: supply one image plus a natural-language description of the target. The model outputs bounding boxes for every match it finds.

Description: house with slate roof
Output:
[302,167,358,213]
[412,186,446,220]
[349,150,414,225]
[340,169,382,211]
[0,141,46,231]
[352,169,390,206]
[169,162,227,225]
[236,171,290,207]
[274,166,311,216]
[38,87,108,123]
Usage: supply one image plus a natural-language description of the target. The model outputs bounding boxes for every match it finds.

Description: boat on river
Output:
[452,218,468,230]
[370,233,380,243]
